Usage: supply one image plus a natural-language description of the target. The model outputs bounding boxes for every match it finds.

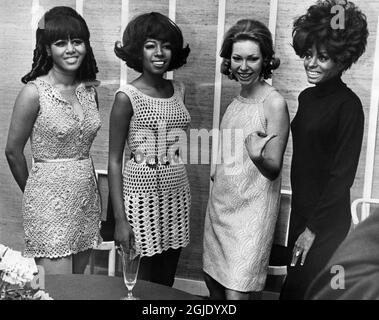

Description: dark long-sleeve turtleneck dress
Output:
[280,76,364,300]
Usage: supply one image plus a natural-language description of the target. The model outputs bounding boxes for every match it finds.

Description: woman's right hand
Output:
[244,131,277,162]
[114,219,135,250]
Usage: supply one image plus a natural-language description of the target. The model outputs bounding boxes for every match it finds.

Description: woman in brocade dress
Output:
[203,19,290,300]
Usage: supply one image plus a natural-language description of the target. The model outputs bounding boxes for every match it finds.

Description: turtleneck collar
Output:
[313,76,346,97]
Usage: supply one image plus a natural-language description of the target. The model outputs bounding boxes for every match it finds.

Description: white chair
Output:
[90,240,116,277]
[267,189,292,276]
[351,198,379,226]
[89,169,117,277]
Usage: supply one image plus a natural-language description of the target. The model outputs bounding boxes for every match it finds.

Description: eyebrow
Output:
[144,39,171,44]
[53,38,82,42]
[305,49,328,55]
[232,53,260,58]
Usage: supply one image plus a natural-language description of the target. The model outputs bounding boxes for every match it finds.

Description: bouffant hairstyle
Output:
[114,12,190,73]
[22,6,98,84]
[220,19,280,80]
[292,0,368,71]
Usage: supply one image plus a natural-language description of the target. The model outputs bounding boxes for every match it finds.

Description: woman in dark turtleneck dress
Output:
[280,0,369,300]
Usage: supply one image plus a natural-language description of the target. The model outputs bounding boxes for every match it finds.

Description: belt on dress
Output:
[33,156,90,163]
[130,150,179,169]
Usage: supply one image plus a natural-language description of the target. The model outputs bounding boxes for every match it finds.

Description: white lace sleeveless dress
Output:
[203,86,281,292]
[116,80,191,257]
[22,78,102,258]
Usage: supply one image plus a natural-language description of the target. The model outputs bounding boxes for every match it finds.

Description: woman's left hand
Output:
[291,227,316,266]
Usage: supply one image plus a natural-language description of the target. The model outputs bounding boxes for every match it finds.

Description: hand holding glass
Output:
[119,243,141,300]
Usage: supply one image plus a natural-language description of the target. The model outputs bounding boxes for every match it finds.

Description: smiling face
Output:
[230,39,263,87]
[304,44,344,85]
[48,38,87,74]
[142,38,172,75]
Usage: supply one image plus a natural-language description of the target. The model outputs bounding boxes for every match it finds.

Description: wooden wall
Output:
[1,0,378,281]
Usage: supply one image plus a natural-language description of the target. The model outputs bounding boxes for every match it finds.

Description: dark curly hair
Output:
[220,19,280,80]
[114,12,190,73]
[292,0,368,71]
[22,6,98,84]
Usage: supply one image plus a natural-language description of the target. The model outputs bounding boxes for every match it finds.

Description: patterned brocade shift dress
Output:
[203,87,281,292]
[116,80,191,257]
[23,78,102,259]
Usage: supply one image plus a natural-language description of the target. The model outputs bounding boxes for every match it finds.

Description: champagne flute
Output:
[119,243,140,300]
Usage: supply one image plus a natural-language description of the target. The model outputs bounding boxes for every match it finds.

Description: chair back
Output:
[95,169,109,221]
[273,190,291,247]
[267,189,291,276]
[351,198,379,226]
[91,170,116,277]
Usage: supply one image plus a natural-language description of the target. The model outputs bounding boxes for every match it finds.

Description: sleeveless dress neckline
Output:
[126,81,177,101]
[36,77,86,123]
[236,85,276,104]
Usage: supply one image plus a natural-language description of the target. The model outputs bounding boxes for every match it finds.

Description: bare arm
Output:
[108,91,134,247]
[245,91,290,180]
[5,83,39,192]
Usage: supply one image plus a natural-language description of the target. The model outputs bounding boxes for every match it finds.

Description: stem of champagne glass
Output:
[128,290,133,299]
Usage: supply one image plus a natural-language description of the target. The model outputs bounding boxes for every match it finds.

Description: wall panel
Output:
[175,0,219,280]
[84,0,122,169]
[274,0,314,190]
[39,0,75,9]
[346,0,379,203]
[364,0,379,199]
[0,0,35,250]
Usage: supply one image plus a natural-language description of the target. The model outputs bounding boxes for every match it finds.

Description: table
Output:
[45,274,201,300]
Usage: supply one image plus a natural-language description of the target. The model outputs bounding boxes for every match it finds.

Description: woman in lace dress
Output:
[109,12,191,286]
[202,19,290,300]
[5,7,101,274]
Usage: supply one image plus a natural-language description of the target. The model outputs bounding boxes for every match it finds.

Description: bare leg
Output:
[225,288,249,300]
[204,272,225,300]
[73,249,92,274]
[35,256,72,274]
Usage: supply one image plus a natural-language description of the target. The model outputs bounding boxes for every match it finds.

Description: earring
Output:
[228,69,235,80]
